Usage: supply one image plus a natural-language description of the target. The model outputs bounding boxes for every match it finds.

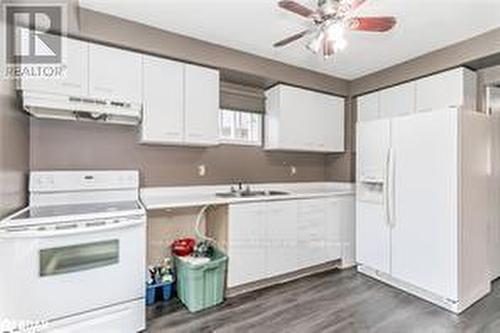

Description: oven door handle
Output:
[0,218,144,239]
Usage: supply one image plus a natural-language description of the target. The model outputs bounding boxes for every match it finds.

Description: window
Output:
[219,109,262,146]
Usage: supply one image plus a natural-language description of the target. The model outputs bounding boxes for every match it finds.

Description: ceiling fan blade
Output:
[348,16,397,32]
[278,0,316,18]
[273,29,309,47]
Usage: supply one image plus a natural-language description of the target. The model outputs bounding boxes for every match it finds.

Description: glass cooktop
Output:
[12,201,142,220]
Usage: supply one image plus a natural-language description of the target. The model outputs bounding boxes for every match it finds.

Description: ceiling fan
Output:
[274,0,396,58]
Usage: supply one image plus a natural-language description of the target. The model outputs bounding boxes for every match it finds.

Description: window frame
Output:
[218,108,263,147]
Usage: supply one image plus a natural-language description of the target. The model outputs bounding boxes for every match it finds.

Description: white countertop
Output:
[140,182,355,210]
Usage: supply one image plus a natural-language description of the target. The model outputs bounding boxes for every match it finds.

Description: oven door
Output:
[0,216,145,323]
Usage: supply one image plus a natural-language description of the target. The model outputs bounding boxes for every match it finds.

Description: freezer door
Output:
[356,119,391,273]
[390,110,458,301]
[356,119,391,180]
[356,120,391,204]
[356,201,391,273]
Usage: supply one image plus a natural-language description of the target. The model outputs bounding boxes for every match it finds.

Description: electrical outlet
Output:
[197,164,206,177]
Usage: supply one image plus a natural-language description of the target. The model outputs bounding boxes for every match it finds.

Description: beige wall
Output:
[30,119,328,186]
[0,13,30,218]
[0,80,29,218]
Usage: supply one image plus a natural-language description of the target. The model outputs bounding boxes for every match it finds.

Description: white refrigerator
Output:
[356,108,491,313]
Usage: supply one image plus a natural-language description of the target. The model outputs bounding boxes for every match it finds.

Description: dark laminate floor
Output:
[147,268,500,333]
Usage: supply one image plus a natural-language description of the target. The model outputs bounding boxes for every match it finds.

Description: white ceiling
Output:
[79,0,500,80]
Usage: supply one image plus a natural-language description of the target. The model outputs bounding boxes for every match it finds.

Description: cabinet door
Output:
[184,64,219,145]
[391,110,458,300]
[266,200,298,277]
[227,203,267,287]
[338,196,356,267]
[277,85,311,150]
[20,37,88,96]
[357,92,379,122]
[416,68,476,112]
[89,44,142,103]
[297,199,329,269]
[322,95,345,152]
[140,56,184,144]
[379,82,415,118]
[325,197,342,261]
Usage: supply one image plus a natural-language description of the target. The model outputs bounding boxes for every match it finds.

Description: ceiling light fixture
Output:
[306,30,324,54]
[274,0,397,59]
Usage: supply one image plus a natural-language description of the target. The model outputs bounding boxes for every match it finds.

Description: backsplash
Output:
[29,118,333,187]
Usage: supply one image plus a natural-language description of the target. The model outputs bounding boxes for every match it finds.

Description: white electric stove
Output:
[0,170,146,333]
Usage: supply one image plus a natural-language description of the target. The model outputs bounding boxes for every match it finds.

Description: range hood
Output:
[21,91,142,126]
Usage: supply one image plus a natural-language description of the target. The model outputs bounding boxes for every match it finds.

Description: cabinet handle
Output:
[165,131,180,136]
[188,133,203,138]
[62,82,81,88]
[94,86,113,93]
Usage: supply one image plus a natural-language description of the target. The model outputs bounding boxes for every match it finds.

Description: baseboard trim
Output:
[227,259,342,298]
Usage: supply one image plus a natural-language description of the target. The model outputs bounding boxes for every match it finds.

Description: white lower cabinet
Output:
[266,201,299,278]
[227,203,268,287]
[227,197,351,288]
[297,199,328,269]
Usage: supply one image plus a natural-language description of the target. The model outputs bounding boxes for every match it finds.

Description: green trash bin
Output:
[174,248,228,312]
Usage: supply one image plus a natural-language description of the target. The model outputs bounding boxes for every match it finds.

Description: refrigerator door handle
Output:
[387,148,396,228]
[384,148,391,226]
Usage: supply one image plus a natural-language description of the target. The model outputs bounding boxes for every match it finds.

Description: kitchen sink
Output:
[216,190,291,198]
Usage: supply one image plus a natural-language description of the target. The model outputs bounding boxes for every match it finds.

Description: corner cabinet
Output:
[357,67,477,122]
[415,67,477,112]
[139,57,220,146]
[264,84,345,153]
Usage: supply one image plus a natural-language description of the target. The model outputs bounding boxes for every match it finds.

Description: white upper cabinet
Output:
[322,94,345,152]
[415,67,477,112]
[357,92,380,122]
[140,56,184,144]
[19,37,88,97]
[379,82,415,118]
[184,64,219,146]
[265,84,345,152]
[88,44,142,103]
[140,59,220,147]
[358,67,477,123]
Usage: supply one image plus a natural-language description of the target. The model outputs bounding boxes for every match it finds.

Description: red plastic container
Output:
[171,238,195,256]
